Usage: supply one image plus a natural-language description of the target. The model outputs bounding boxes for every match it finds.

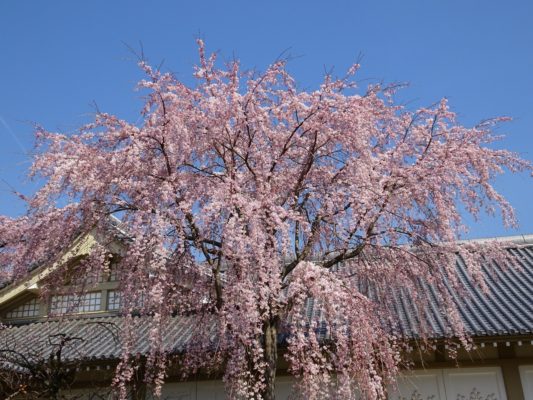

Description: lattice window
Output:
[106,291,146,311]
[109,267,120,282]
[107,290,121,311]
[5,298,40,319]
[72,270,104,286]
[50,292,102,315]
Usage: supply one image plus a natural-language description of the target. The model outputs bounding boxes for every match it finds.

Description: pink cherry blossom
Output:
[0,41,530,399]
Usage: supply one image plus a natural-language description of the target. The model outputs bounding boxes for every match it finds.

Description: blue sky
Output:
[0,0,531,239]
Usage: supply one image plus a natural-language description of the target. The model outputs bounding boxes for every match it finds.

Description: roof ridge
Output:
[457,233,533,245]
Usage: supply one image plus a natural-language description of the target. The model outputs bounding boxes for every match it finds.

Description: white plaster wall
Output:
[520,365,533,400]
[390,367,507,400]
[64,367,509,400]
[442,368,506,400]
[161,376,293,399]
[150,368,509,399]
[389,369,447,400]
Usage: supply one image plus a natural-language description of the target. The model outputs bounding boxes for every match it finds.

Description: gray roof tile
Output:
[1,243,533,363]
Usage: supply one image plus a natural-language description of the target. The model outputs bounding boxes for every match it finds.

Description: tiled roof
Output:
[0,315,203,363]
[1,239,532,363]
[386,244,533,338]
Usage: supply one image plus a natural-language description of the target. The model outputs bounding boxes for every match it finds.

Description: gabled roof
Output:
[0,216,129,305]
[0,232,98,305]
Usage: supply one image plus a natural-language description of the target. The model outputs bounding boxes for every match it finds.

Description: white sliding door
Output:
[390,367,507,400]
[520,366,533,400]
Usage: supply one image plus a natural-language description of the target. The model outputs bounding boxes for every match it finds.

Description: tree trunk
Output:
[263,317,279,400]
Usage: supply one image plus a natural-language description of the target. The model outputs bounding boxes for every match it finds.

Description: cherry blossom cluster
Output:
[0,41,530,399]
